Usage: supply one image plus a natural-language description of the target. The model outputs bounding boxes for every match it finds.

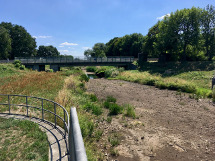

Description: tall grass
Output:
[116,70,212,97]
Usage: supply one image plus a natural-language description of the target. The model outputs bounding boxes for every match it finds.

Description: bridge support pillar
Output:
[29,65,45,71]
[50,65,60,72]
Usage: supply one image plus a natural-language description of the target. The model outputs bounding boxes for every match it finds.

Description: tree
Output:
[92,43,106,57]
[84,43,106,57]
[0,27,11,59]
[0,22,37,59]
[84,49,94,57]
[201,5,215,60]
[37,45,60,57]
[105,33,146,58]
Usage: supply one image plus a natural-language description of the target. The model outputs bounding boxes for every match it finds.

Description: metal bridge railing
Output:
[15,56,134,64]
[0,94,87,161]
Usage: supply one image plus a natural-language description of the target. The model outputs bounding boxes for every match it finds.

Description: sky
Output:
[0,0,214,57]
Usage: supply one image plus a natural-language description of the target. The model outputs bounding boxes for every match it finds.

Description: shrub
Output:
[13,60,21,65]
[124,104,136,119]
[94,130,103,141]
[104,101,111,109]
[79,114,94,137]
[83,102,102,115]
[19,65,25,70]
[106,96,116,103]
[89,94,98,102]
[109,103,123,115]
[86,66,97,72]
[108,133,120,146]
[46,69,54,72]
[80,74,89,82]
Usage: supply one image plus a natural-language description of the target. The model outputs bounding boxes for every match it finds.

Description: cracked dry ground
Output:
[86,79,215,161]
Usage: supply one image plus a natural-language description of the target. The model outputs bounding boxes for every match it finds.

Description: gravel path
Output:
[86,79,215,161]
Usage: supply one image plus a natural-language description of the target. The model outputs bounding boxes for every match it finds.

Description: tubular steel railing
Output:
[15,56,134,64]
[0,94,87,161]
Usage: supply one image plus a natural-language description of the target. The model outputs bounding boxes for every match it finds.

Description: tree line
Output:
[0,22,60,59]
[85,5,215,62]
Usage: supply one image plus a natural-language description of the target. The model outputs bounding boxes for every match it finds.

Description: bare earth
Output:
[86,79,215,161]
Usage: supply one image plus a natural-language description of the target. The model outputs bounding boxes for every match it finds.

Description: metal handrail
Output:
[15,56,134,64]
[0,94,70,160]
[0,94,88,161]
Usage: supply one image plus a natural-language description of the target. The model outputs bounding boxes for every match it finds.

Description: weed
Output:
[108,133,120,147]
[110,148,119,156]
[95,130,103,141]
[106,96,116,103]
[89,94,98,102]
[80,74,89,82]
[124,104,136,119]
[106,116,112,123]
[86,66,97,72]
[109,103,123,115]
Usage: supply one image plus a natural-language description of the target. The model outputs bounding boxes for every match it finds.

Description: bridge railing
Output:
[15,56,134,64]
[0,94,87,161]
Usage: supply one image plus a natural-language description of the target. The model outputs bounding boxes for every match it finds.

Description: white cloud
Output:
[59,46,64,48]
[60,42,78,46]
[33,36,52,39]
[82,47,91,50]
[157,13,170,20]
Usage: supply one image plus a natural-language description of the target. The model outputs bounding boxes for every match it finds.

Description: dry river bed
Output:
[86,79,215,161]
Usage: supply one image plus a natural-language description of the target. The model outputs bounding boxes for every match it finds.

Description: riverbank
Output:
[86,78,215,161]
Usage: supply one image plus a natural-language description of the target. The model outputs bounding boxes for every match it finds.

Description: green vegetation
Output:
[84,5,215,63]
[124,104,136,119]
[86,66,97,72]
[0,117,48,161]
[114,61,214,98]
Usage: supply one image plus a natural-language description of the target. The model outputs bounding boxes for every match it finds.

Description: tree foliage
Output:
[0,26,11,59]
[84,43,106,57]
[37,45,60,57]
[0,22,37,59]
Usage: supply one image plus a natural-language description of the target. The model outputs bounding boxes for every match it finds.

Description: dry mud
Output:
[86,79,215,161]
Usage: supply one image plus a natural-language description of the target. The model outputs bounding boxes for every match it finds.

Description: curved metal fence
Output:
[0,94,87,161]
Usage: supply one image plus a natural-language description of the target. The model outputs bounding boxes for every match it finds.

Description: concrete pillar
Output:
[39,65,45,71]
[31,65,45,71]
[50,65,60,72]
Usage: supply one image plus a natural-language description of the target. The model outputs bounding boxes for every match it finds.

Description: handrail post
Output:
[26,96,28,117]
[54,103,56,128]
[8,95,10,114]
[64,110,66,139]
[42,99,44,120]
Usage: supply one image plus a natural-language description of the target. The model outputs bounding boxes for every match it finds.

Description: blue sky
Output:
[0,0,214,57]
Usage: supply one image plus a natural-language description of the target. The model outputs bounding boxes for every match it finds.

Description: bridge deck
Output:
[16,57,134,65]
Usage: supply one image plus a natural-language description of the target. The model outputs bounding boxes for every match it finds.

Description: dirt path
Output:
[86,79,215,161]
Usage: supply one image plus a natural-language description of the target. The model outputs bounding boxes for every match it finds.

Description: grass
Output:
[124,104,136,119]
[108,133,120,147]
[115,61,214,98]
[0,117,48,161]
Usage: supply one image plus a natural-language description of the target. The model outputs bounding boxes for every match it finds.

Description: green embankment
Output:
[116,61,215,98]
[0,117,49,161]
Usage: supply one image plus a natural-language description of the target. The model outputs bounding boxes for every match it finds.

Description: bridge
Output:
[15,56,134,71]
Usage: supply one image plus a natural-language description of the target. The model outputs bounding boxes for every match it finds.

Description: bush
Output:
[89,94,98,102]
[45,69,54,72]
[83,102,102,115]
[19,65,25,70]
[86,66,97,72]
[13,60,21,65]
[106,96,116,103]
[80,74,89,82]
[109,103,123,115]
[124,104,136,119]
